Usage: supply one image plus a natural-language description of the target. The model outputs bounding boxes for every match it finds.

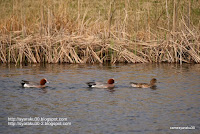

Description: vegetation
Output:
[0,0,200,64]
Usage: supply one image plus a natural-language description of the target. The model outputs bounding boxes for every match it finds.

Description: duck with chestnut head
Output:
[86,78,115,89]
[21,78,49,88]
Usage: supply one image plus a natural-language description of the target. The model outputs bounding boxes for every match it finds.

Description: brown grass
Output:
[0,0,200,64]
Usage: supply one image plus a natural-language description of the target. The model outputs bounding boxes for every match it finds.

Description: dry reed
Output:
[0,0,199,64]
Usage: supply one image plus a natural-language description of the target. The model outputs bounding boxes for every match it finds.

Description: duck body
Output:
[130,83,152,88]
[86,79,115,89]
[130,78,157,88]
[21,78,48,88]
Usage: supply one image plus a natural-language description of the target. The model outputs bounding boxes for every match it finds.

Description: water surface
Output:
[0,63,199,134]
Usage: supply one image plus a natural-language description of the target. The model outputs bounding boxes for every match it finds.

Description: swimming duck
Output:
[21,78,49,88]
[86,78,115,88]
[130,78,157,88]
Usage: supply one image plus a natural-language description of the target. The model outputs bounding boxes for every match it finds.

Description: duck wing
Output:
[130,82,138,84]
[21,80,38,87]
[21,80,30,84]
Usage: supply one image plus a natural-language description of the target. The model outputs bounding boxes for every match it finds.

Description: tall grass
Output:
[0,0,200,64]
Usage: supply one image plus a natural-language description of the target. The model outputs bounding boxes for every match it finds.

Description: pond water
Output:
[0,63,199,134]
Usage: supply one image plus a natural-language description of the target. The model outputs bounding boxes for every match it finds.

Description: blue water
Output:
[0,63,199,134]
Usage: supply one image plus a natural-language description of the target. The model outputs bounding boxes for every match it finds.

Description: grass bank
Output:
[0,0,200,64]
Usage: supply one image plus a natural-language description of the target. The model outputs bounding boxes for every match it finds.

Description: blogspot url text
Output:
[8,117,71,126]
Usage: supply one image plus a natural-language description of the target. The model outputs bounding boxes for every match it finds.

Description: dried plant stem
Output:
[0,0,199,64]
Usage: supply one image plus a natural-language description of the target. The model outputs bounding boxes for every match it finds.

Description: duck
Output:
[21,78,49,88]
[86,78,115,89]
[130,78,157,88]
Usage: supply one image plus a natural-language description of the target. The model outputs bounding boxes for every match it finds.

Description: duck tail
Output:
[86,82,96,87]
[21,82,25,87]
[21,80,29,87]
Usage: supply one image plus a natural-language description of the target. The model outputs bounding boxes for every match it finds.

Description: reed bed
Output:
[0,0,200,64]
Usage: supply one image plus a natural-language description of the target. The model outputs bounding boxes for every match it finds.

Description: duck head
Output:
[40,78,49,85]
[107,79,115,84]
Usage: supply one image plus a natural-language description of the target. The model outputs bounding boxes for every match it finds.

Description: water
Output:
[0,63,199,134]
